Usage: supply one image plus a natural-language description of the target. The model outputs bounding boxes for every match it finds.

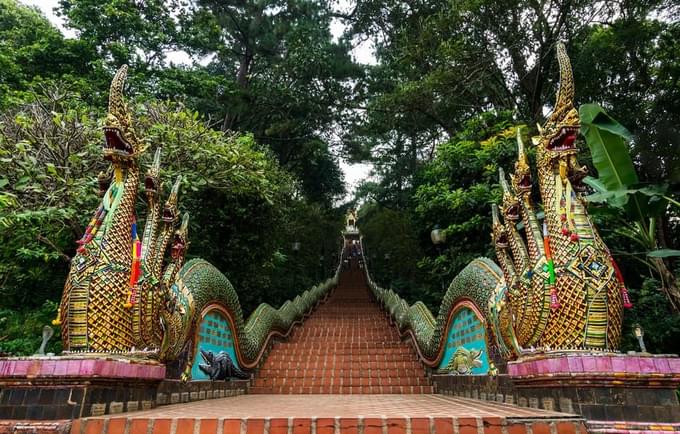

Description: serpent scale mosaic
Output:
[55,66,339,379]
[364,43,629,372]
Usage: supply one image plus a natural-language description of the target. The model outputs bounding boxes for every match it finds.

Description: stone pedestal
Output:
[0,356,165,420]
[432,352,680,432]
[508,352,680,432]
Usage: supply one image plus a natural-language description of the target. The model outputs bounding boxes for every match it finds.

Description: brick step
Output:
[287,335,401,340]
[261,364,425,373]
[262,356,421,364]
[248,385,437,394]
[292,330,397,342]
[252,261,432,395]
[262,358,421,366]
[257,368,426,377]
[291,332,398,336]
[293,318,391,322]
[252,378,433,393]
[286,339,403,344]
[264,352,416,360]
[264,348,416,357]
[265,351,415,358]
[262,355,418,364]
[253,374,430,382]
[271,342,412,350]
[72,416,586,434]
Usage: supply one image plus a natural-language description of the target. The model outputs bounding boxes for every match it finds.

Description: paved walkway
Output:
[72,394,586,434]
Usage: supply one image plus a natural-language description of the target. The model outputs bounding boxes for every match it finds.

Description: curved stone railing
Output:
[214,245,344,370]
[360,239,502,369]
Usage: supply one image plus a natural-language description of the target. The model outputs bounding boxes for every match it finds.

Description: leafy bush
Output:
[0,300,62,356]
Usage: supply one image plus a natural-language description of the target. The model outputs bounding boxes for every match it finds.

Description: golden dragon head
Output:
[145,148,162,200]
[499,168,520,221]
[162,175,182,223]
[491,204,509,249]
[171,213,190,260]
[535,43,580,166]
[511,128,532,196]
[104,65,141,165]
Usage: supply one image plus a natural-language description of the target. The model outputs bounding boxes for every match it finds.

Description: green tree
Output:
[0,0,102,108]
[412,112,519,299]
[58,0,177,68]
[174,0,360,204]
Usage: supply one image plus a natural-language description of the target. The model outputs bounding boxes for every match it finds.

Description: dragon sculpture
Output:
[446,348,484,375]
[364,43,629,370]
[54,66,339,379]
[198,350,250,381]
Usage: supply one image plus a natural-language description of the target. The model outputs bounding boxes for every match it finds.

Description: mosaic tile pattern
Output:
[190,310,239,379]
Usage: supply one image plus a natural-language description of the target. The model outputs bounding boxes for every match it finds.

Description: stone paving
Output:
[71,394,587,434]
[91,394,571,419]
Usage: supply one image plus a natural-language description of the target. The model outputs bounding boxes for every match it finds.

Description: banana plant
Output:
[580,103,680,311]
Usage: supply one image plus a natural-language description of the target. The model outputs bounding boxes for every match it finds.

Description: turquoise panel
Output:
[438,307,489,374]
[190,310,239,380]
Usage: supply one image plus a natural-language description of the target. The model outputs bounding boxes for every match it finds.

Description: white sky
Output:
[19,0,374,201]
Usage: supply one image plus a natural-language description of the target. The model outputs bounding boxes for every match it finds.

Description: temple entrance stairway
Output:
[250,258,435,394]
[64,257,587,434]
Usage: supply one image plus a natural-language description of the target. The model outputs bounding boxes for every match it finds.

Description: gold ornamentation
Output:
[493,43,624,352]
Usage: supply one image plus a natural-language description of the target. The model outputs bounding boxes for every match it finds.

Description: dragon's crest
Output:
[104,65,142,164]
[535,43,580,164]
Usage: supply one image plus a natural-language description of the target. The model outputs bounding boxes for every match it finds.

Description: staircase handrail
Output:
[233,238,345,368]
[359,237,501,367]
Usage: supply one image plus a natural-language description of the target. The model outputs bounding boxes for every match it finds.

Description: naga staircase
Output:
[6,45,680,433]
[63,253,586,434]
[251,258,434,394]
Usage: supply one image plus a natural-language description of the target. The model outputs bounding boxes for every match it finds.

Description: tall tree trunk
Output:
[222,52,253,132]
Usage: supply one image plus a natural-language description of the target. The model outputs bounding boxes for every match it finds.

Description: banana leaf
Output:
[580,104,667,219]
[647,249,680,258]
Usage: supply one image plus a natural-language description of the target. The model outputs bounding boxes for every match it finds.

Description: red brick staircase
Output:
[250,259,435,394]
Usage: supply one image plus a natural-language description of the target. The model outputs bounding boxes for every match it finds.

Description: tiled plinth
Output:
[0,356,165,381]
[0,356,165,420]
[508,352,680,387]
[434,353,680,431]
[0,355,250,421]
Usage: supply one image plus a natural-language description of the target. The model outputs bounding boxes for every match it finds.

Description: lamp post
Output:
[633,323,647,354]
[430,225,446,250]
[384,253,391,288]
[319,254,324,280]
[431,225,447,290]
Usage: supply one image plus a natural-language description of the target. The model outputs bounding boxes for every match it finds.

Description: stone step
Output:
[252,376,432,388]
[248,385,437,394]
[71,413,586,434]
[257,367,427,377]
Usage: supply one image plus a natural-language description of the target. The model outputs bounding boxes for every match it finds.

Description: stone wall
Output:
[432,373,680,424]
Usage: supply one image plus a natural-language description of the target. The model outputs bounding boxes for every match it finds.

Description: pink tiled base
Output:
[508,352,680,377]
[588,419,680,433]
[0,357,165,380]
